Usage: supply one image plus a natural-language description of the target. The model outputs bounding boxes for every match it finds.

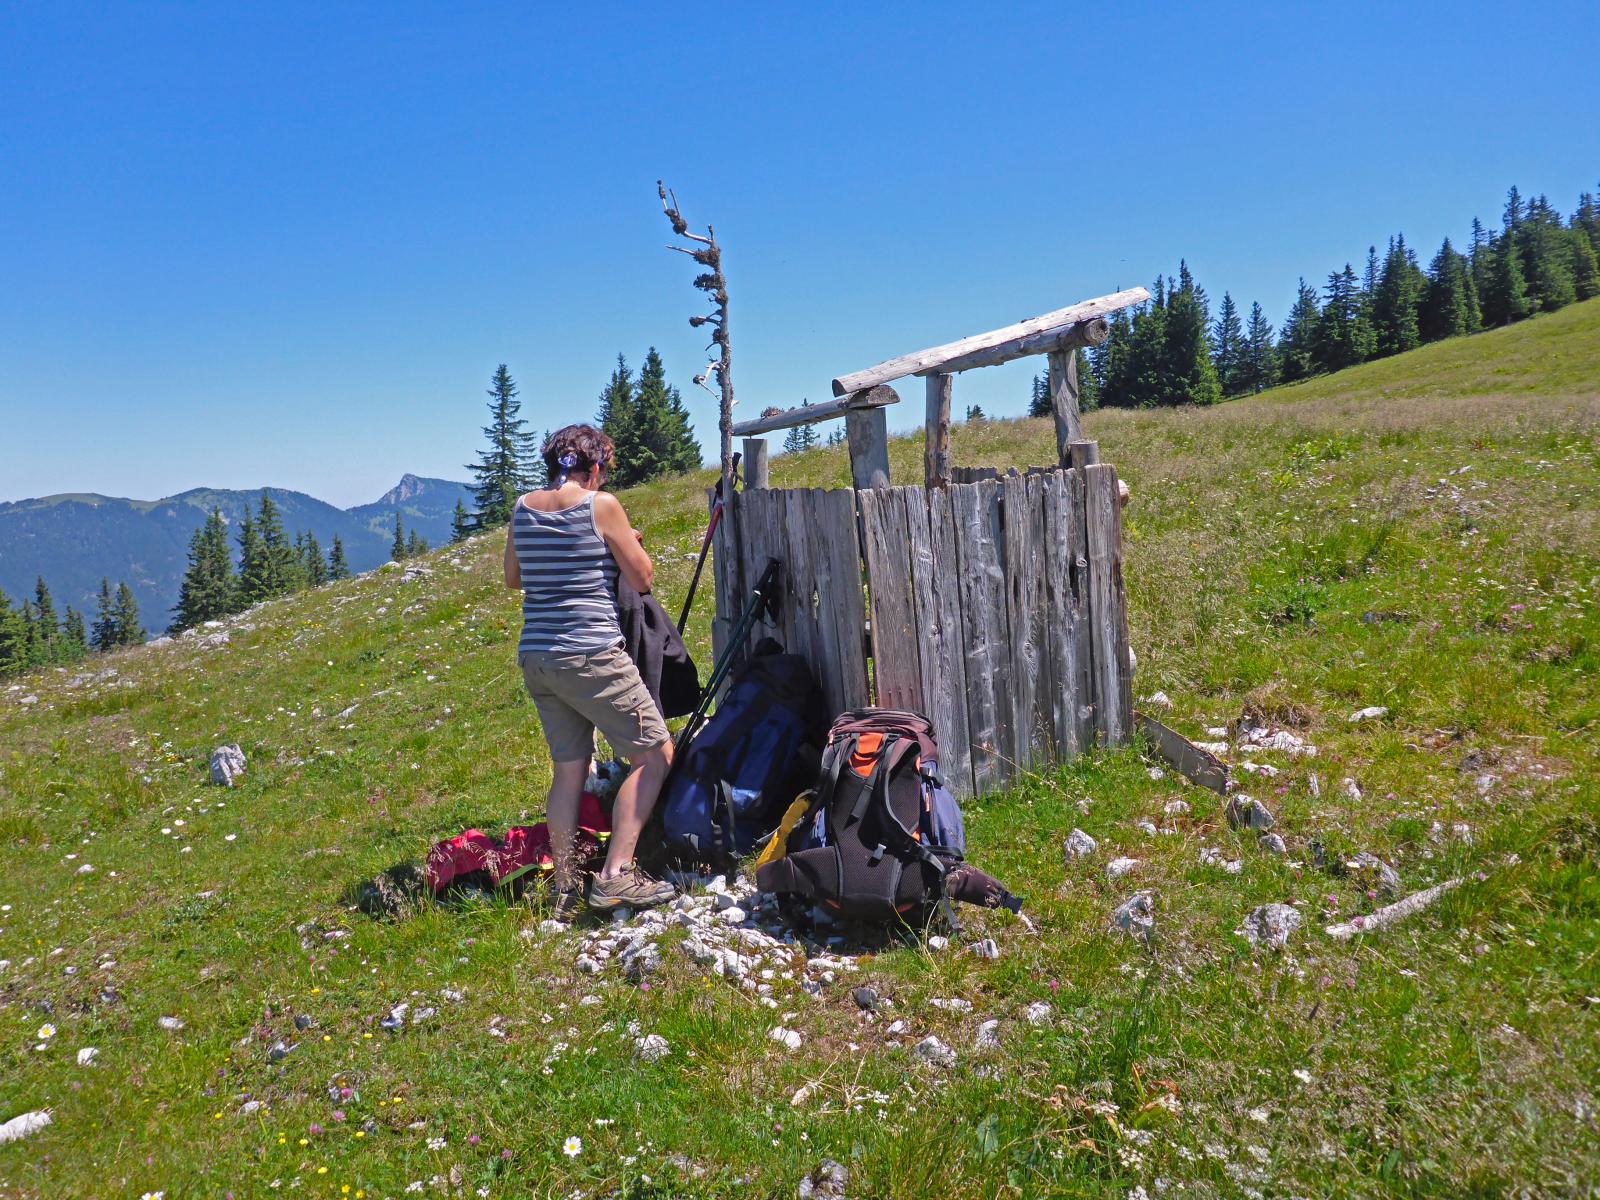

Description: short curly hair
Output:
[542,424,616,482]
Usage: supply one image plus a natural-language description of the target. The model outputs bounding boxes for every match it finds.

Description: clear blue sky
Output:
[2,1,1596,507]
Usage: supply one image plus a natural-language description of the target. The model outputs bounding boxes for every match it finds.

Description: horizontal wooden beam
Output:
[729,384,900,438]
[830,287,1148,396]
[924,316,1109,377]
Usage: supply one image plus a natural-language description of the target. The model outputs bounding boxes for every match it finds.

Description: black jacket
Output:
[615,579,701,719]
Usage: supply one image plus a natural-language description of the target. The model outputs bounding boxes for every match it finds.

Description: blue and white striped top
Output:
[513,493,623,655]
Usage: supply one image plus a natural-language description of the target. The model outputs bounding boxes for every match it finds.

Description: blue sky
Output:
[2,1,1596,507]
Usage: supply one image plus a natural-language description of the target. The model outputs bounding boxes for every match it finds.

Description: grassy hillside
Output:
[1,301,1597,1199]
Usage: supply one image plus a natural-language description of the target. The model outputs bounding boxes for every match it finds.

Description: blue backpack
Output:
[661,644,824,863]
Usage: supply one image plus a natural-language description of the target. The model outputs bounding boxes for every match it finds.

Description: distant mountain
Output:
[0,475,473,629]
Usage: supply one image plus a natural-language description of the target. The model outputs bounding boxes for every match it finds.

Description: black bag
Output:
[755,708,968,923]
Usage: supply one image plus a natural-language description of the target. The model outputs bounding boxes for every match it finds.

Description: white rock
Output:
[1063,828,1098,861]
[1348,706,1389,723]
[538,919,565,935]
[633,1033,671,1062]
[914,1035,957,1068]
[1343,777,1362,801]
[76,1047,98,1066]
[1105,856,1139,881]
[975,1019,1001,1050]
[1145,691,1172,709]
[929,997,973,1013]
[1194,741,1231,756]
[968,938,1001,960]
[717,906,748,925]
[1146,767,1165,781]
[1024,1001,1052,1027]
[208,744,246,786]
[1198,847,1243,875]
[1163,799,1190,816]
[1225,795,1276,832]
[885,1019,908,1035]
[0,1110,52,1144]
[790,1083,813,1107]
[769,1026,803,1051]
[1135,820,1158,837]
[1236,903,1303,951]
[1109,891,1155,941]
[239,1100,263,1115]
[158,1016,184,1031]
[926,935,949,952]
[575,955,602,975]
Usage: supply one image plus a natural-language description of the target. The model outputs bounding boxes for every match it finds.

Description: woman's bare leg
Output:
[599,740,673,880]
[546,758,589,893]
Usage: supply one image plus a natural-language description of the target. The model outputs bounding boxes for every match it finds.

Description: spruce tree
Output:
[392,513,407,561]
[0,590,28,677]
[1313,264,1375,373]
[632,348,700,481]
[595,355,641,486]
[61,607,87,661]
[1125,280,1170,405]
[1028,371,1050,418]
[467,364,537,527]
[235,505,264,605]
[32,577,58,664]
[1518,196,1576,313]
[254,492,299,598]
[450,499,471,544]
[1075,348,1100,411]
[1569,229,1600,301]
[1277,279,1322,384]
[302,532,328,586]
[1211,292,1246,397]
[1574,191,1600,261]
[1096,309,1135,407]
[173,509,236,631]
[964,404,987,423]
[1420,238,1480,342]
[1481,234,1530,326]
[1162,262,1221,406]
[92,578,117,653]
[112,582,143,646]
[825,428,845,448]
[1240,302,1278,394]
[1373,237,1422,357]
[327,536,351,581]
[406,530,428,557]
[783,402,820,453]
[21,601,43,668]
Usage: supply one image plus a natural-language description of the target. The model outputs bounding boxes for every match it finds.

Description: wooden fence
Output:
[714,465,1132,798]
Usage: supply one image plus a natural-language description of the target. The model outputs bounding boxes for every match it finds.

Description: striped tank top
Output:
[513,493,622,655]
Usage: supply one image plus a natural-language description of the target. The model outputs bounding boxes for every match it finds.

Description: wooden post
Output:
[845,406,891,490]
[742,438,769,489]
[924,373,952,489]
[1069,440,1100,472]
[1048,348,1083,466]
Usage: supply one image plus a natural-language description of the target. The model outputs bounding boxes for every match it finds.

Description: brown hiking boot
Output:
[586,864,676,912]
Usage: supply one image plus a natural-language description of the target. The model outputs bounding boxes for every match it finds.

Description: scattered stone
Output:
[208,744,247,787]
[1135,820,1159,837]
[76,1047,98,1066]
[797,1158,849,1200]
[1198,847,1242,874]
[624,943,662,982]
[19,695,39,706]
[969,938,1001,960]
[575,955,603,976]
[1063,828,1098,862]
[929,997,972,1013]
[769,1027,803,1051]
[914,1035,957,1068]
[1343,777,1362,801]
[268,1040,295,1062]
[1145,691,1172,710]
[1258,833,1288,855]
[634,1033,671,1062]
[926,935,949,952]
[293,1014,314,1031]
[975,1019,1001,1050]
[1110,891,1155,942]
[1105,856,1139,881]
[851,986,879,1012]
[1308,773,1321,798]
[1236,903,1302,951]
[1163,799,1190,816]
[1226,795,1276,832]
[1194,740,1231,757]
[1348,706,1389,723]
[157,1015,184,1031]
[0,1110,52,1144]
[1024,1001,1052,1027]
[1238,724,1316,756]
[1238,761,1279,778]
[790,1083,813,1107]
[538,919,565,935]
[1146,767,1165,781]
[885,1019,908,1035]
[1347,852,1401,896]
[239,1100,263,1116]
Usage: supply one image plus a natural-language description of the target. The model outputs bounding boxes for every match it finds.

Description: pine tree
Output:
[256,492,298,598]
[1569,227,1600,301]
[1028,371,1050,418]
[1373,236,1422,357]
[327,536,351,581]
[825,428,846,448]
[467,364,537,528]
[1096,308,1135,407]
[1075,348,1100,411]
[61,607,87,661]
[1481,234,1530,326]
[1420,237,1480,342]
[1211,292,1246,397]
[31,577,58,664]
[92,578,117,653]
[1574,190,1600,261]
[1162,262,1221,405]
[1240,302,1278,394]
[964,404,987,423]
[173,508,236,631]
[1518,195,1576,313]
[406,530,428,557]
[450,499,471,544]
[235,504,264,605]
[21,601,43,668]
[1124,279,1170,406]
[783,402,820,453]
[112,582,143,646]
[302,531,328,586]
[631,348,700,482]
[392,513,407,561]
[595,355,641,486]
[0,589,28,677]
[1313,264,1375,373]
[1277,278,1322,383]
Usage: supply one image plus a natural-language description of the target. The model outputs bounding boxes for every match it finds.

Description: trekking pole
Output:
[676,452,740,636]
[673,557,781,756]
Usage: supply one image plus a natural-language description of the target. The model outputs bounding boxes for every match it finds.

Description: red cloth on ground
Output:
[424,793,611,893]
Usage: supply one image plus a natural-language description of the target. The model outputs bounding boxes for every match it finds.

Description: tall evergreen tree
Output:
[61,606,87,662]
[302,531,328,586]
[595,355,641,486]
[392,513,407,561]
[964,404,987,423]
[92,578,118,653]
[1211,292,1246,397]
[1161,262,1221,405]
[235,504,263,605]
[450,499,471,544]
[1373,235,1423,357]
[173,508,236,631]
[1518,195,1576,312]
[0,589,28,676]
[1074,348,1099,410]
[467,364,537,528]
[1240,302,1278,394]
[783,403,820,453]
[1569,227,1600,301]
[112,582,143,646]
[247,492,298,600]
[1573,190,1600,260]
[1028,371,1050,418]
[1313,264,1375,373]
[1481,234,1530,326]
[21,601,44,668]
[1277,278,1322,384]
[1096,308,1136,407]
[631,348,700,482]
[1420,237,1480,342]
[1122,278,1170,406]
[327,536,351,581]
[32,577,58,664]
[406,530,428,558]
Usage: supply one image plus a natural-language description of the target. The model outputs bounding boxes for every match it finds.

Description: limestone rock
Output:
[634,1033,671,1062]
[208,744,247,787]
[1348,706,1389,723]
[1236,903,1302,951]
[1110,891,1155,942]
[1063,828,1098,862]
[1105,856,1139,881]
[1226,795,1276,832]
[769,1026,803,1051]
[797,1158,849,1200]
[1024,1001,1052,1027]
[1258,833,1288,855]
[914,1034,957,1068]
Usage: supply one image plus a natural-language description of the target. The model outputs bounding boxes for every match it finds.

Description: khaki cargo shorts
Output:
[518,643,670,763]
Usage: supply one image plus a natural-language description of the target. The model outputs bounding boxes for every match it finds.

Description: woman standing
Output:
[504,424,676,914]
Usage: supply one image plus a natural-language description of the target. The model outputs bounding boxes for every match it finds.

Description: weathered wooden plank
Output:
[859,487,923,712]
[922,316,1108,377]
[924,373,952,490]
[1048,347,1082,465]
[1006,472,1052,768]
[1085,464,1131,746]
[1069,439,1100,472]
[806,489,850,716]
[743,488,786,653]
[951,479,1009,792]
[845,406,891,490]
[742,438,769,489]
[1067,466,1096,751]
[950,466,1000,484]
[830,288,1149,396]
[1134,713,1228,796]
[781,488,817,673]
[919,486,974,797]
[709,486,730,669]
[1038,470,1082,759]
[821,487,871,711]
[729,385,900,438]
[1101,465,1135,738]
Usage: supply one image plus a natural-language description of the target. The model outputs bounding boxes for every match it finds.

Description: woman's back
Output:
[513,490,621,654]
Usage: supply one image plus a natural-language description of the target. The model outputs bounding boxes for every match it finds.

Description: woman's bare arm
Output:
[593,492,654,593]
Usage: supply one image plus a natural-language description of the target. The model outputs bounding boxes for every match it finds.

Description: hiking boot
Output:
[548,888,583,923]
[587,864,676,912]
